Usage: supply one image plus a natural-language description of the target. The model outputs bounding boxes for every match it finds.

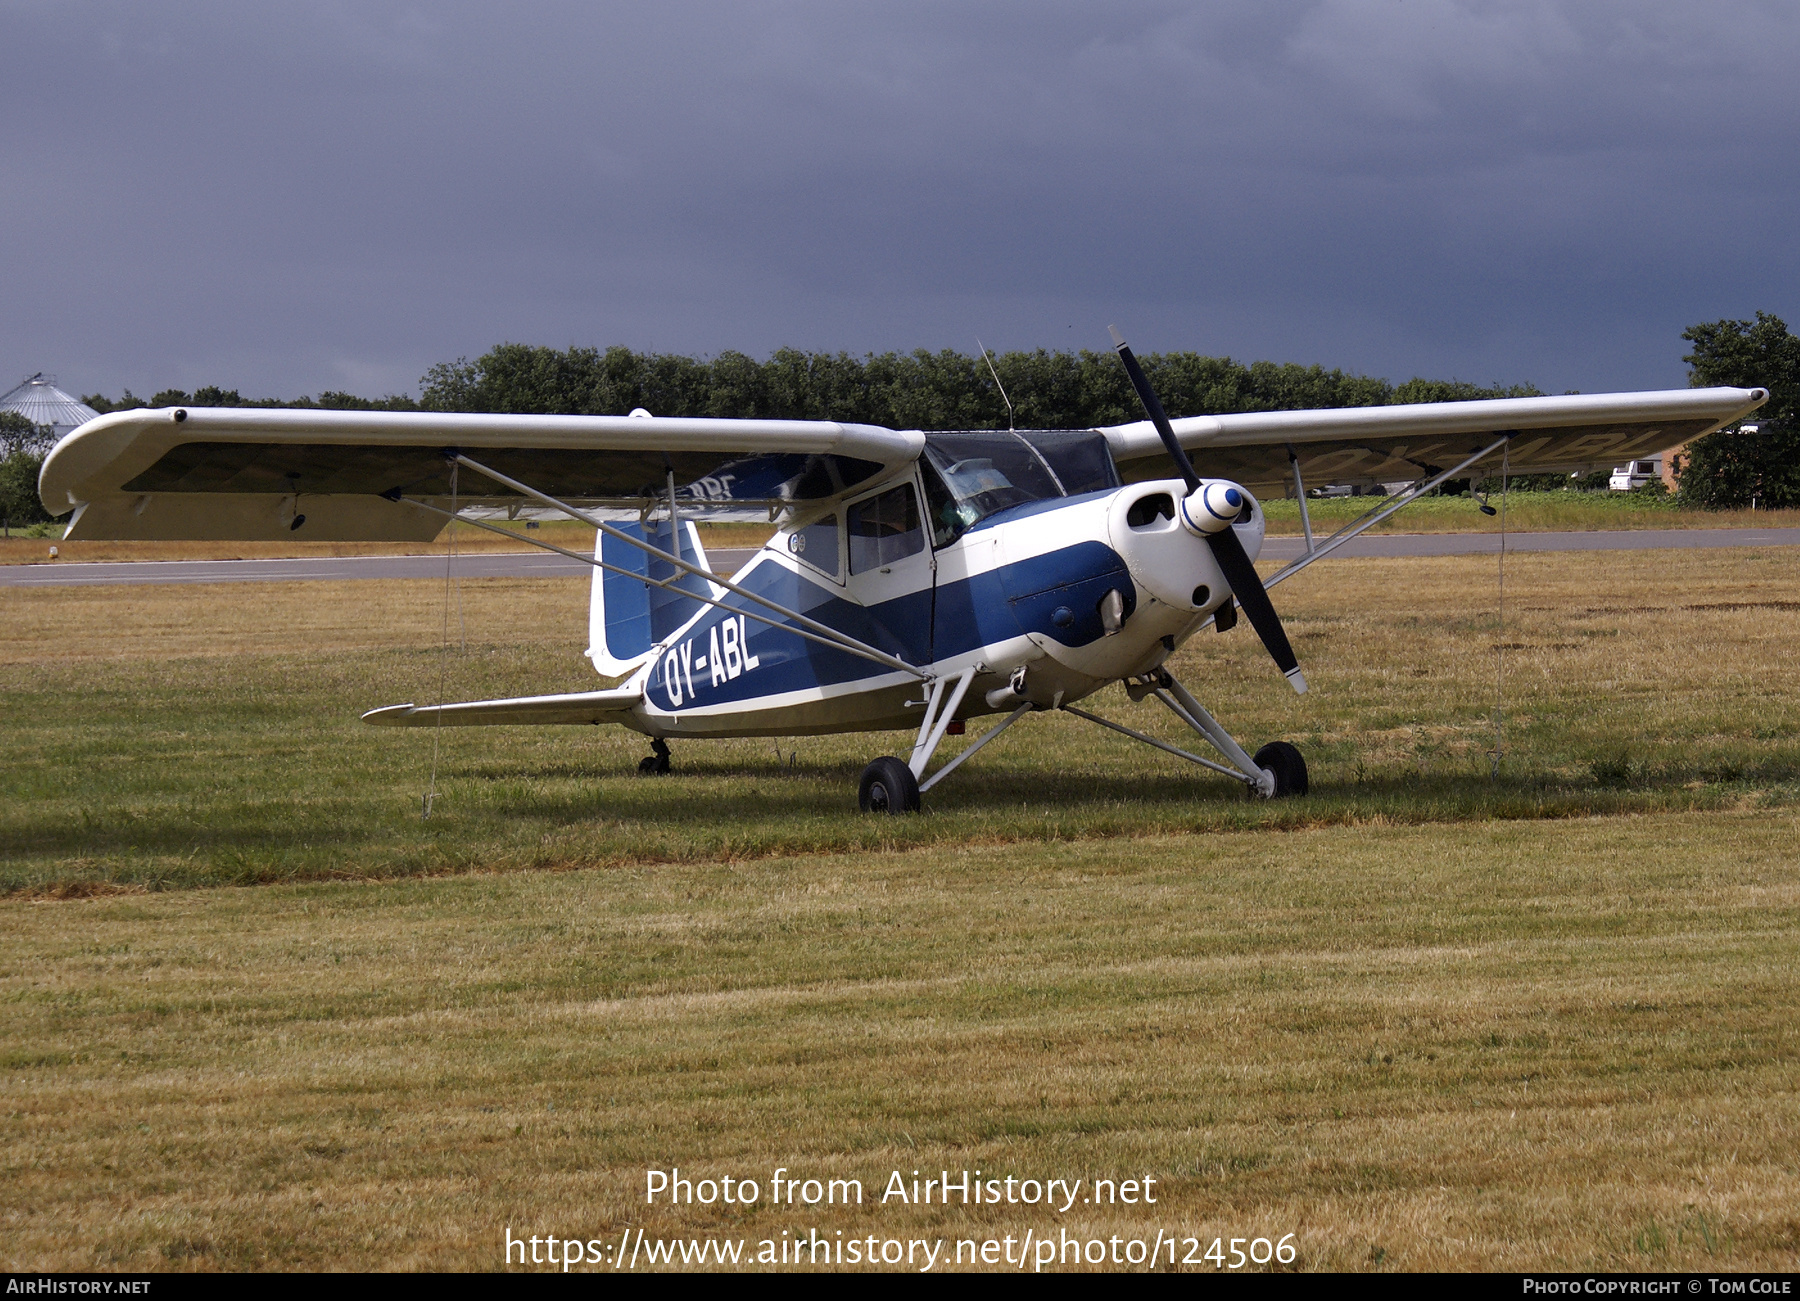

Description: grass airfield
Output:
[3,543,1798,1270]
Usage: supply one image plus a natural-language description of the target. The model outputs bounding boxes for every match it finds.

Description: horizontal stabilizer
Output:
[361,686,643,727]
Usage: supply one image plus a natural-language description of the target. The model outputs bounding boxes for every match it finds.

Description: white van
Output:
[1608,458,1662,491]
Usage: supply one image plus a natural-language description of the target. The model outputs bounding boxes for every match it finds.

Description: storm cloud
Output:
[3,1,1796,402]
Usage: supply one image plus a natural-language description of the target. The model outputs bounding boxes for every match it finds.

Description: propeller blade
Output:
[1109,326,1199,492]
[1111,324,1306,694]
[1206,525,1308,694]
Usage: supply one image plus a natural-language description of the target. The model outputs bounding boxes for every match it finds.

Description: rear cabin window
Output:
[786,512,841,578]
[847,484,925,574]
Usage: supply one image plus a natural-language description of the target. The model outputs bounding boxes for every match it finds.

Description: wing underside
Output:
[39,408,925,541]
[1104,387,1767,494]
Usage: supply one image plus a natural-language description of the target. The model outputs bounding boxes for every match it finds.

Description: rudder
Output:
[587,518,715,677]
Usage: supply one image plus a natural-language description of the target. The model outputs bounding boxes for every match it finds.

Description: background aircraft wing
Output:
[361,686,643,726]
[1101,386,1767,494]
[38,407,923,541]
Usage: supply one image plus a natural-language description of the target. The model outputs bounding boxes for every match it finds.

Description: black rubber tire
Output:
[1253,741,1309,798]
[858,756,921,814]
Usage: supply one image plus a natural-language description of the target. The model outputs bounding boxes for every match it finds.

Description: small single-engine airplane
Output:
[39,335,1765,812]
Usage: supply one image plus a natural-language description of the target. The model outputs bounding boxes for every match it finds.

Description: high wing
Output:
[38,407,924,541]
[38,385,1767,541]
[1101,387,1768,494]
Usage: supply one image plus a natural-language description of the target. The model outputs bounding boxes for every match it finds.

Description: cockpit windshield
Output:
[920,429,1119,545]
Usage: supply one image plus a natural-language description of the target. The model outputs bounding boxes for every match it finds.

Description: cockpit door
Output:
[842,478,934,664]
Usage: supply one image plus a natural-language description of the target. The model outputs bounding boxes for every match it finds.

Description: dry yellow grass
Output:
[4,545,1796,893]
[2,813,1795,1271]
[1262,494,1800,535]
[8,545,1797,733]
[0,573,588,664]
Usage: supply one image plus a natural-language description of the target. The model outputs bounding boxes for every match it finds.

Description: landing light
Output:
[1098,589,1126,635]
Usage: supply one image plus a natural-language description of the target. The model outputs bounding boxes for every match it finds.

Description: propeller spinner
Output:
[1109,327,1308,695]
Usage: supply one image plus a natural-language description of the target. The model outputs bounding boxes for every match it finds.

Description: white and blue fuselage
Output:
[604,451,1267,740]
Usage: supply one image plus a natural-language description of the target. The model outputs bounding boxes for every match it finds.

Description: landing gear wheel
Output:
[1253,741,1308,798]
[637,738,672,775]
[858,756,920,814]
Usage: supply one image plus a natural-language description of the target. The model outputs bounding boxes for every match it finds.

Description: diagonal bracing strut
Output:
[421,452,931,682]
[394,496,919,677]
[917,703,1034,794]
[1263,432,1515,592]
[1060,703,1258,785]
[1065,668,1281,794]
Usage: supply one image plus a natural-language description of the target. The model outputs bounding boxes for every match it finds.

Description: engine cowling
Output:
[1107,479,1265,613]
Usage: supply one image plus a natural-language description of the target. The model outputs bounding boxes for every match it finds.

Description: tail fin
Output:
[587,518,716,677]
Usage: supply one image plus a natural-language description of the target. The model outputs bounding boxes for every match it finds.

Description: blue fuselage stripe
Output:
[649,532,1134,713]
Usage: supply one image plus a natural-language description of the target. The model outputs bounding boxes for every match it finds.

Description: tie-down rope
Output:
[423,462,463,819]
[1492,441,1509,780]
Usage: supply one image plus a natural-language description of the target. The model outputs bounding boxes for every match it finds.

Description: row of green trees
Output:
[82,387,420,415]
[83,349,1540,429]
[414,344,1542,431]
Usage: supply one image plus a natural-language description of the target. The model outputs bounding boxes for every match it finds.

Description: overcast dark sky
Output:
[4,1,1797,405]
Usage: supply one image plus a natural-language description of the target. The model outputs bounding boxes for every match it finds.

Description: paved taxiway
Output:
[3,528,1799,588]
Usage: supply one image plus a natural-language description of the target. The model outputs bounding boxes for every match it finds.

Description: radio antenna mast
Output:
[976,339,1014,431]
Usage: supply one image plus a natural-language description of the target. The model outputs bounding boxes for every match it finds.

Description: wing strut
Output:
[1286,445,1314,556]
[1262,432,1514,593]
[402,453,932,681]
[396,495,927,680]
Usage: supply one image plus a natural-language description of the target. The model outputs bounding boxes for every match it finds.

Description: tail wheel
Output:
[1253,741,1308,798]
[858,756,920,814]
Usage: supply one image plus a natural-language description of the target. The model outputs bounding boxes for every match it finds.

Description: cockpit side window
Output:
[921,459,963,548]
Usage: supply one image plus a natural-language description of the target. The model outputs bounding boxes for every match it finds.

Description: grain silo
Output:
[0,373,99,447]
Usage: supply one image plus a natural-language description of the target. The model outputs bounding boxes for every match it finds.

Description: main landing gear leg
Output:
[858,667,981,815]
[638,737,671,775]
